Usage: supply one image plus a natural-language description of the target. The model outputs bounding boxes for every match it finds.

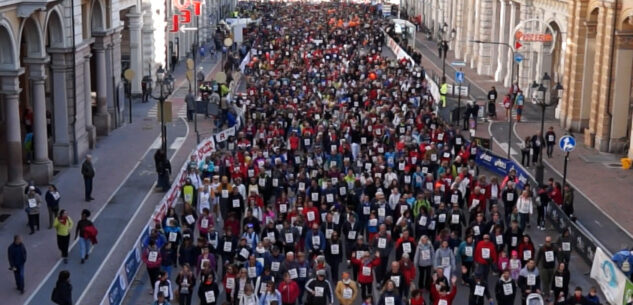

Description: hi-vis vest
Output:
[440,83,448,95]
[183,185,195,204]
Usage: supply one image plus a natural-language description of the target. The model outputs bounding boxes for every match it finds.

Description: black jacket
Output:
[494,277,517,305]
[52,281,72,305]
[81,161,95,178]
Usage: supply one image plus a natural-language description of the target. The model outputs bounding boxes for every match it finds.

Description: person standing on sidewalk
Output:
[25,186,42,234]
[516,190,533,231]
[545,126,556,158]
[503,94,513,122]
[514,91,524,122]
[75,209,95,264]
[440,79,448,108]
[45,185,61,229]
[488,87,497,119]
[520,136,532,168]
[51,270,72,305]
[81,155,95,201]
[53,209,73,264]
[8,235,27,294]
[531,133,544,165]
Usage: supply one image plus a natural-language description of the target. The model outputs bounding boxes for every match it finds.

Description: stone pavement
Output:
[412,31,633,254]
[0,52,222,305]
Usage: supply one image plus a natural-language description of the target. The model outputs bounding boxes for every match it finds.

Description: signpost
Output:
[559,135,576,199]
[514,53,524,63]
[455,71,464,83]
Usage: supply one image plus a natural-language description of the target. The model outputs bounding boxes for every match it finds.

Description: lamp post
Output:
[438,23,456,83]
[470,40,517,159]
[532,72,563,185]
[150,66,169,153]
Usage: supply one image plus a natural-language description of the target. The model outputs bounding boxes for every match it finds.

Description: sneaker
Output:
[540,226,546,231]
[81,259,85,264]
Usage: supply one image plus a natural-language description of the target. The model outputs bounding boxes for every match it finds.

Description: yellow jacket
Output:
[334,280,359,305]
[53,217,74,236]
[440,83,448,95]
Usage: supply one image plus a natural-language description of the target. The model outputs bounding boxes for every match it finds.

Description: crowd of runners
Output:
[137,2,602,305]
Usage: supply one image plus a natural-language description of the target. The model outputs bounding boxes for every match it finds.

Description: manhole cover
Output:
[0,214,10,223]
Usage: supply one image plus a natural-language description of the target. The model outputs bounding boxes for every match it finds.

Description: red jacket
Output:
[279,279,300,303]
[351,257,381,284]
[474,240,498,265]
[400,260,416,285]
[518,241,535,262]
[430,283,457,305]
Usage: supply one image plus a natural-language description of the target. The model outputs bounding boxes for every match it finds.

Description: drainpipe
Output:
[604,0,617,151]
[70,0,79,164]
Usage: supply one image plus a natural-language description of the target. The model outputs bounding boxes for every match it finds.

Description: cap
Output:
[316,269,326,276]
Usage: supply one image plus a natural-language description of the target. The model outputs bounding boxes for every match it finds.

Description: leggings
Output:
[360,282,373,300]
[57,234,70,258]
[417,265,433,291]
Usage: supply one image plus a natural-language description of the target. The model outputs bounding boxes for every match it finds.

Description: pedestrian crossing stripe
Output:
[146,105,187,118]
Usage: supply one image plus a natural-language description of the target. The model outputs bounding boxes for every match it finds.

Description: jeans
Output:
[80,237,92,259]
[518,213,529,231]
[13,264,24,291]
[47,206,58,229]
[178,293,192,305]
[84,177,93,200]
[547,144,554,157]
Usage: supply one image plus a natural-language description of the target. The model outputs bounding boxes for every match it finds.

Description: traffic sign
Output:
[455,71,464,83]
[514,53,524,63]
[450,61,466,67]
[559,135,576,152]
[514,41,523,50]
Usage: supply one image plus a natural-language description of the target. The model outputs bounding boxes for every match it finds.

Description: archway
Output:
[46,8,73,165]
[542,21,563,81]
[0,21,19,206]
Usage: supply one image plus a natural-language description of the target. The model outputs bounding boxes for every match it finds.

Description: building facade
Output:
[413,0,633,158]
[0,0,230,208]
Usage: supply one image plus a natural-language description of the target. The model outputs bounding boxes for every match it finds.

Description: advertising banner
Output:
[475,149,529,189]
[591,247,627,305]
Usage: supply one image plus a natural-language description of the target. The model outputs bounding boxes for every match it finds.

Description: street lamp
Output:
[438,23,456,83]
[532,72,563,185]
[470,40,517,159]
[150,66,169,153]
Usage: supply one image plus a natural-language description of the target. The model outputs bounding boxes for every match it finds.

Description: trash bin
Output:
[621,158,632,169]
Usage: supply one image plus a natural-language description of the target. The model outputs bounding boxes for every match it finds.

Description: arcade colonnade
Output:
[0,0,226,208]
[412,0,633,157]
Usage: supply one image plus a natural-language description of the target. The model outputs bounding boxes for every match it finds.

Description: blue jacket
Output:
[8,242,26,267]
[305,229,326,252]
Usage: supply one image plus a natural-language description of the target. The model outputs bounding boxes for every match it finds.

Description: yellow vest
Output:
[440,83,448,95]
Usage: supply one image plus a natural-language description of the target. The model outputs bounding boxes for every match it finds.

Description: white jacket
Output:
[516,196,533,214]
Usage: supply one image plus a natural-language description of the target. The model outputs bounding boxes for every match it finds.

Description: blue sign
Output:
[514,53,524,63]
[476,149,529,189]
[451,61,466,67]
[455,71,465,83]
[559,135,576,152]
[108,275,125,305]
[124,248,141,283]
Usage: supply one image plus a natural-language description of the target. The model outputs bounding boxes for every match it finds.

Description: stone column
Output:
[605,34,633,153]
[48,50,72,166]
[477,0,494,75]
[518,2,534,90]
[24,58,53,184]
[453,0,465,59]
[464,0,476,63]
[470,0,482,69]
[1,74,27,208]
[505,1,517,87]
[495,0,508,82]
[128,12,143,96]
[84,54,96,148]
[93,33,111,136]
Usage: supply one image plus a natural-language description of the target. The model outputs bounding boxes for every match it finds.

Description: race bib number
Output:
[240,248,250,259]
[331,244,340,254]
[232,199,240,208]
[363,206,370,215]
[422,249,431,260]
[506,193,514,201]
[307,211,315,221]
[562,242,571,252]
[451,194,459,204]
[555,276,563,288]
[223,242,232,252]
[418,216,427,226]
[169,232,177,242]
[348,231,357,240]
[527,274,536,286]
[378,238,387,248]
[441,257,450,266]
[272,262,280,271]
[545,251,555,262]
[503,283,513,295]
[362,266,371,276]
[248,267,256,278]
[474,285,485,296]
[204,291,215,303]
[403,242,412,253]
[285,233,293,243]
[279,204,287,213]
[226,277,235,289]
[390,276,400,287]
[343,287,353,299]
[222,190,229,198]
[496,235,504,245]
[201,218,209,229]
[148,251,158,263]
[451,214,460,224]
[28,198,37,208]
[315,287,324,297]
[312,236,320,247]
[523,250,532,260]
[378,208,386,217]
[289,268,298,279]
[482,248,490,259]
[465,246,473,257]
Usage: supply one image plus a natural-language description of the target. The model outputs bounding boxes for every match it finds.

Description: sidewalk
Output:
[515,122,633,241]
[412,31,633,253]
[0,52,220,305]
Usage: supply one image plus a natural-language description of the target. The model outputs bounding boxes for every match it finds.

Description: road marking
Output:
[594,220,603,227]
[24,135,162,305]
[498,142,518,155]
[150,137,161,149]
[170,137,186,150]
